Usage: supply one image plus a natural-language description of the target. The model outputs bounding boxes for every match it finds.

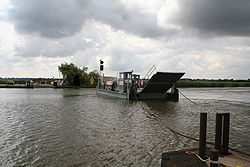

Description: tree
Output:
[58,63,88,86]
[88,70,100,87]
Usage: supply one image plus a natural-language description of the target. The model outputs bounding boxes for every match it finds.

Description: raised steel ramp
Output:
[140,72,185,93]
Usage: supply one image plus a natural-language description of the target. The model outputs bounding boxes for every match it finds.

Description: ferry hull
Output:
[96,89,128,99]
[96,89,179,101]
[96,71,184,101]
[136,92,179,101]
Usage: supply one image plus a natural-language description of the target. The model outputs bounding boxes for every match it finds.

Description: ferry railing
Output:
[143,65,157,79]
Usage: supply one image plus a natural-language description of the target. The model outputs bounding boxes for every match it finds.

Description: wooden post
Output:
[215,113,223,153]
[199,113,207,159]
[222,113,230,155]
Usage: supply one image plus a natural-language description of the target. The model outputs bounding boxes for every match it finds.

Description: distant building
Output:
[6,80,15,85]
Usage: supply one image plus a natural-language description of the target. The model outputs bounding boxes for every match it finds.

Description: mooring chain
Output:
[177,90,250,158]
[177,89,198,105]
[133,92,250,158]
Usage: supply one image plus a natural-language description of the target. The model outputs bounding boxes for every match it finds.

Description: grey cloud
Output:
[109,46,153,73]
[0,11,4,21]
[8,0,171,39]
[87,1,171,38]
[15,34,95,58]
[166,0,250,37]
[9,0,89,38]
[109,49,141,71]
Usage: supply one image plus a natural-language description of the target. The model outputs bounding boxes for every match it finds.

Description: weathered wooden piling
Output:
[161,112,250,167]
[199,112,207,159]
[215,113,230,155]
[215,113,223,153]
[222,113,230,155]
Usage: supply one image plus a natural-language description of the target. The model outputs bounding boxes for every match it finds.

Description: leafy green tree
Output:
[88,70,100,87]
[58,63,88,86]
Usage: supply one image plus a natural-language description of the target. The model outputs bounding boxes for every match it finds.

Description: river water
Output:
[0,87,249,166]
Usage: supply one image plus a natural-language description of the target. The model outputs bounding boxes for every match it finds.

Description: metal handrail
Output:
[143,65,157,79]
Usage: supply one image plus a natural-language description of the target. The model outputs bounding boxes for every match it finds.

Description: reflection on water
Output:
[0,87,249,166]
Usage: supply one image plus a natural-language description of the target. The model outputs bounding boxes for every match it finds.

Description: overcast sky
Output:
[0,0,250,79]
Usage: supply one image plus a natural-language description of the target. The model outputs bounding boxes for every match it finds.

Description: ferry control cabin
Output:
[97,71,185,101]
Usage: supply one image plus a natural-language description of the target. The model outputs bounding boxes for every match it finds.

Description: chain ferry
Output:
[96,61,185,101]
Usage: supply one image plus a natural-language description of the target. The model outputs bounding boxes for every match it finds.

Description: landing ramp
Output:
[141,72,185,93]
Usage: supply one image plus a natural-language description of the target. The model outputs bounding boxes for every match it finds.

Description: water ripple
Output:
[0,88,249,166]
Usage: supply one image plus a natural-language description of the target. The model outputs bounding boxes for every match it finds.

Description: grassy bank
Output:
[176,79,250,87]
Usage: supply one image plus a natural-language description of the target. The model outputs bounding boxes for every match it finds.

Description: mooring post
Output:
[222,113,230,155]
[199,112,207,159]
[210,149,219,167]
[215,113,223,153]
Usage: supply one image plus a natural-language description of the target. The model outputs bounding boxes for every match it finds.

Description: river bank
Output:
[0,84,95,88]
[177,79,250,87]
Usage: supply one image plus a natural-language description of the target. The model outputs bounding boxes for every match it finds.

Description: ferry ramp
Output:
[140,72,185,94]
